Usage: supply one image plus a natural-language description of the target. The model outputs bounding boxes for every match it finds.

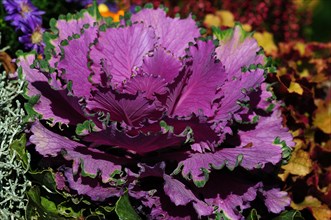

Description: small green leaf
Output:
[58,201,84,218]
[41,197,57,213]
[115,191,141,220]
[23,94,41,123]
[212,26,234,42]
[60,39,69,46]
[144,3,153,9]
[25,186,66,220]
[76,120,97,136]
[272,210,304,220]
[30,169,57,192]
[10,134,30,168]
[246,209,259,220]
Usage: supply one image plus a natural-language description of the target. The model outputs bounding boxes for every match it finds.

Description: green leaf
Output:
[41,197,57,213]
[115,191,141,220]
[272,210,304,220]
[57,201,84,218]
[246,209,259,220]
[10,134,30,169]
[25,186,67,220]
[29,169,59,193]
[212,26,233,42]
[23,94,41,123]
[76,120,97,136]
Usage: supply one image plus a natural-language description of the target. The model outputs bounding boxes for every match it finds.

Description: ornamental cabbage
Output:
[18,4,294,219]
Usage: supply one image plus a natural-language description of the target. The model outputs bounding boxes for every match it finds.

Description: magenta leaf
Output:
[30,121,123,183]
[64,168,121,201]
[86,87,163,127]
[130,8,200,57]
[56,26,98,97]
[167,40,226,117]
[18,53,85,125]
[89,23,156,86]
[142,47,182,83]
[174,108,294,187]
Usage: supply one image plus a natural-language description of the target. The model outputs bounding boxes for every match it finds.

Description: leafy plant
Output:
[18,3,294,219]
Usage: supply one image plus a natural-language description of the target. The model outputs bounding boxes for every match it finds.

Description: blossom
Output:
[3,0,44,29]
[98,3,124,22]
[18,17,44,54]
[18,5,294,219]
[253,31,278,55]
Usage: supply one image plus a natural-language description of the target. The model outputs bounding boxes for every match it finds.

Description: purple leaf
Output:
[56,26,98,97]
[86,87,163,127]
[174,109,293,187]
[84,122,188,155]
[30,121,81,156]
[122,73,167,99]
[167,40,226,117]
[30,121,123,183]
[163,174,213,218]
[214,68,265,123]
[18,54,85,125]
[64,168,121,201]
[196,171,262,220]
[130,8,200,57]
[129,163,213,218]
[215,25,265,80]
[142,47,182,83]
[89,23,156,86]
[260,188,290,213]
[164,115,221,153]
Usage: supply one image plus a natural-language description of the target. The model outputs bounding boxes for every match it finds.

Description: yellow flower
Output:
[215,10,235,27]
[204,10,251,32]
[204,14,221,28]
[98,3,124,22]
[253,31,278,54]
[288,81,304,95]
[204,10,234,28]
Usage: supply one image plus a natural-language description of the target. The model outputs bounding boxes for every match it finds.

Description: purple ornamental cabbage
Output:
[18,5,294,219]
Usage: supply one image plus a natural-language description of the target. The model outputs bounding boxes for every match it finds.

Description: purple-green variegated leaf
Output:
[30,121,123,183]
[63,168,121,201]
[56,26,98,97]
[19,54,85,125]
[174,108,294,187]
[48,10,97,54]
[215,24,265,80]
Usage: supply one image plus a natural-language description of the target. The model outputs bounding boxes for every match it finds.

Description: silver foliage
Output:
[0,68,30,219]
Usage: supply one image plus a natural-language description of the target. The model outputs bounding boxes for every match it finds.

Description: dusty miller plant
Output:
[0,32,29,220]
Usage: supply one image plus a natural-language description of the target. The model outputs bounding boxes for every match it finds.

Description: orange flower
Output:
[98,3,124,22]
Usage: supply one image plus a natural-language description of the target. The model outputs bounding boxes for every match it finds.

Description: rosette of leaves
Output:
[18,3,295,219]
